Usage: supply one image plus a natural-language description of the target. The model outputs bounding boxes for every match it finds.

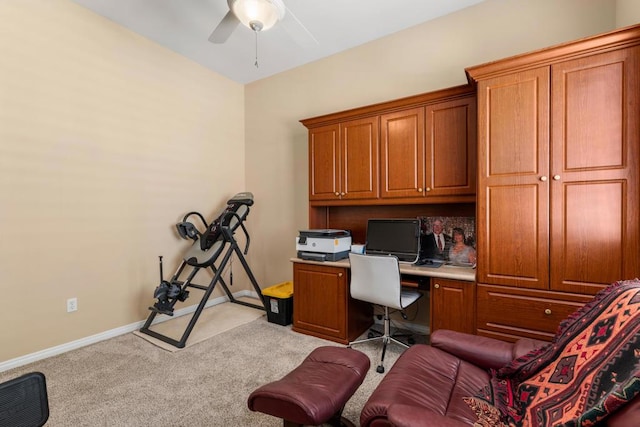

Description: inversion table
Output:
[139,191,265,348]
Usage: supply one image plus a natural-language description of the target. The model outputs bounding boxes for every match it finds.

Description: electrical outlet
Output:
[67,297,78,313]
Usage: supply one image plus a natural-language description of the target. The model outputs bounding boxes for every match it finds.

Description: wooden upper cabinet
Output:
[308,118,379,202]
[340,117,379,201]
[549,47,640,294]
[380,107,425,198]
[380,95,477,200]
[476,67,551,290]
[302,84,477,206]
[309,124,340,201]
[427,96,477,197]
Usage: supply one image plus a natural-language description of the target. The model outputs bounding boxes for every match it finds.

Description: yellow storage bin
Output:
[262,281,294,325]
[262,281,293,298]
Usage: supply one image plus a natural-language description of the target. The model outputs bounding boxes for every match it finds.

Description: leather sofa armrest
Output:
[606,394,640,426]
[512,337,548,359]
[431,330,517,370]
[387,404,470,427]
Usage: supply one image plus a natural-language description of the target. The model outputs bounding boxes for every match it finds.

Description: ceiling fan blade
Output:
[280,7,318,49]
[208,10,240,43]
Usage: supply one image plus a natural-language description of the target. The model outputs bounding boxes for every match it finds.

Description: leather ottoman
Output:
[248,346,370,426]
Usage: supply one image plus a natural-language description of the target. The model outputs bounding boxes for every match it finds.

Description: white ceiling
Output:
[71,0,485,84]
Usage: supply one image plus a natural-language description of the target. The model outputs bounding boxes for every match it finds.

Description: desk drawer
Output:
[476,284,591,341]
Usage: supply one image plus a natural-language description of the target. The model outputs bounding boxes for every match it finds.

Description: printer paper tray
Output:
[297,251,349,262]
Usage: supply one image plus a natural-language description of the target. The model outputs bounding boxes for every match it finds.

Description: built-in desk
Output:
[292,258,475,281]
[290,258,476,344]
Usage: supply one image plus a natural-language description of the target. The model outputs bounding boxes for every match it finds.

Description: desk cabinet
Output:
[292,263,372,344]
[430,278,475,334]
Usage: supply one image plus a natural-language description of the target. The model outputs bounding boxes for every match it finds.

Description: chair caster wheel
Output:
[408,337,415,345]
[368,332,375,339]
[376,365,385,374]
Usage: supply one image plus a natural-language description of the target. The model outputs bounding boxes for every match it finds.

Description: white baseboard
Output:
[0,290,260,373]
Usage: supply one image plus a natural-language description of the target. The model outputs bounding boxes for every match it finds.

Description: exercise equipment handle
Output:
[182,211,208,229]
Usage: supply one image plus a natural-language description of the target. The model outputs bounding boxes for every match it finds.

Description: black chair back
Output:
[0,372,49,427]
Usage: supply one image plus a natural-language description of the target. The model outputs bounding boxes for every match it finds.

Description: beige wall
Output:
[3,0,637,365]
[617,0,640,27]
[0,0,244,363]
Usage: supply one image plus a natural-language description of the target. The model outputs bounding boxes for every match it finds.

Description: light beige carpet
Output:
[0,314,427,426]
[133,300,265,352]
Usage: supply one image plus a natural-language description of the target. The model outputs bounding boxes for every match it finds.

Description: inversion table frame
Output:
[139,192,265,348]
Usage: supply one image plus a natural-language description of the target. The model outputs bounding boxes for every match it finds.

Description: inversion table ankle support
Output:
[139,191,265,348]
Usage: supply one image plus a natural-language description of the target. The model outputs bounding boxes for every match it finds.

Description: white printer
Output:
[296,229,352,262]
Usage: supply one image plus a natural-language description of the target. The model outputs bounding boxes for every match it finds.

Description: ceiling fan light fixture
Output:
[229,0,285,32]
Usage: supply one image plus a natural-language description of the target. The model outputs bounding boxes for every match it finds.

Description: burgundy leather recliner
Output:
[360,330,640,427]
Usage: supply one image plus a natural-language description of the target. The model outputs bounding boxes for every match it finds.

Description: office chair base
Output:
[349,334,409,349]
[367,328,416,345]
[348,335,409,374]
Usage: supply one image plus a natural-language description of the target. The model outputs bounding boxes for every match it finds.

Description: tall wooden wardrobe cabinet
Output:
[466,26,640,342]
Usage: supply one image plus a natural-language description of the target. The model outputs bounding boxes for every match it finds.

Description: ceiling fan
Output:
[208,0,317,48]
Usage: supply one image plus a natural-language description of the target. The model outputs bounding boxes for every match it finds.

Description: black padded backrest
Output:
[0,372,49,427]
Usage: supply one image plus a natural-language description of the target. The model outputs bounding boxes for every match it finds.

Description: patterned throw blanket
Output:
[465,279,640,427]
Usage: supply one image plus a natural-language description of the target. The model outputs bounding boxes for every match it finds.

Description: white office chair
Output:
[347,252,422,373]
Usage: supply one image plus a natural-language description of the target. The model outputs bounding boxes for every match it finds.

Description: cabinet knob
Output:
[540,176,548,182]
[338,272,343,277]
[341,192,346,196]
[434,283,440,289]
[335,192,340,196]
[553,175,561,181]
[544,308,552,315]
[418,188,423,192]
[426,187,431,192]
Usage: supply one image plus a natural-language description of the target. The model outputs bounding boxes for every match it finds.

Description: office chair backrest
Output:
[349,253,403,310]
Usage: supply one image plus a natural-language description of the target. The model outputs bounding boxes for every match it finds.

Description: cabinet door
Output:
[340,117,380,200]
[430,278,475,334]
[426,96,477,197]
[292,263,348,341]
[476,68,550,290]
[308,124,340,201]
[550,47,640,294]
[380,107,425,199]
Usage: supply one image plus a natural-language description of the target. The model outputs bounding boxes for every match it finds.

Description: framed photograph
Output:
[418,216,476,266]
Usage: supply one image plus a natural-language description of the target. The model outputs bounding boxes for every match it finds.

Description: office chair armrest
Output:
[430,330,516,370]
[387,404,469,427]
